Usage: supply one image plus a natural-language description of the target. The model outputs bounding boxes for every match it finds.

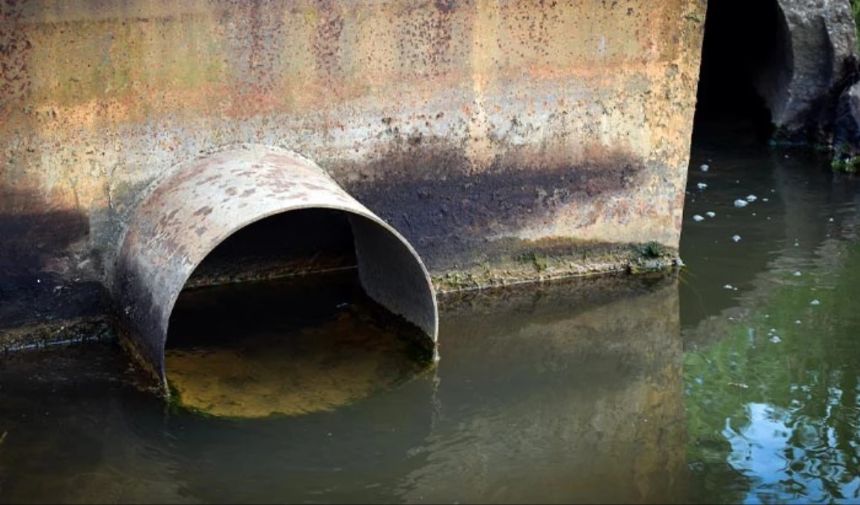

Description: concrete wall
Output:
[0,0,705,340]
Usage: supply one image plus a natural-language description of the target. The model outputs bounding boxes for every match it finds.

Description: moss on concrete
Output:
[432,239,680,293]
[0,316,113,353]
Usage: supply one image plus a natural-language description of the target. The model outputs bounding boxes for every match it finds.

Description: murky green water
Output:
[2,140,860,503]
[681,140,860,504]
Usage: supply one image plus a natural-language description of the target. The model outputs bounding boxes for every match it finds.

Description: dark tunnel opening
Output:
[163,209,434,418]
[180,209,358,289]
[693,0,792,145]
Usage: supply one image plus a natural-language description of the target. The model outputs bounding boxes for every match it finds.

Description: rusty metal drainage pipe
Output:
[113,145,439,391]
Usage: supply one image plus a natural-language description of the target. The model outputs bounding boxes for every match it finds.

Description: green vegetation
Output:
[831,153,860,173]
[853,0,860,50]
[518,251,549,273]
[636,241,670,259]
[684,238,860,502]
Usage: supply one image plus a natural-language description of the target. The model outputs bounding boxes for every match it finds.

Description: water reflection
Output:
[723,401,860,504]
[400,274,686,503]
[4,140,860,503]
[163,273,687,503]
[682,141,860,504]
[0,345,186,502]
[0,272,685,503]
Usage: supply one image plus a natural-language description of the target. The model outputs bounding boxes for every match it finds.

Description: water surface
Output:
[2,140,860,503]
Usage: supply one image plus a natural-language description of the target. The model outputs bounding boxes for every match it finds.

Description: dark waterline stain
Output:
[340,141,645,271]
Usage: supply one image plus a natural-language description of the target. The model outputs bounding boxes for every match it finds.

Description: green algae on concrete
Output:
[433,238,680,293]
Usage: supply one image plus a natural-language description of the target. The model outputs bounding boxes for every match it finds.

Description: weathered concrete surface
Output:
[767,0,859,142]
[115,146,438,386]
[0,0,705,341]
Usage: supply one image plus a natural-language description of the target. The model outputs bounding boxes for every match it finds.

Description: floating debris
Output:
[706,211,716,218]
[746,194,757,202]
[795,320,802,324]
[829,217,834,222]
[728,382,749,389]
[697,182,708,190]
[793,271,802,277]
[810,299,821,306]
[723,284,734,290]
[769,335,782,344]
[734,199,749,208]
[732,234,742,242]
[700,164,710,172]
[692,214,705,222]
[762,198,769,202]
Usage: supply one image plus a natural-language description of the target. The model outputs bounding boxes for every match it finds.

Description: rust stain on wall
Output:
[0,0,31,116]
[0,0,706,338]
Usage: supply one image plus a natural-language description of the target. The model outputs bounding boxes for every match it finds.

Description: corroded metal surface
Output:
[0,0,706,344]
[114,145,438,386]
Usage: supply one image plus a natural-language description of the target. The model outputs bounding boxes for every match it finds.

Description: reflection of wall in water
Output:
[144,274,688,503]
[402,274,686,503]
[0,346,187,503]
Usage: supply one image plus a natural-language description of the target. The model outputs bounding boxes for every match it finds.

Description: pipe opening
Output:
[693,0,791,144]
[164,209,435,418]
[113,147,438,411]
[181,209,358,288]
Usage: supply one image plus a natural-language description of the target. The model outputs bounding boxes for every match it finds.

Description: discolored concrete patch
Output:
[0,191,111,351]
[342,141,649,272]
